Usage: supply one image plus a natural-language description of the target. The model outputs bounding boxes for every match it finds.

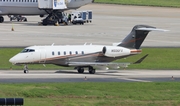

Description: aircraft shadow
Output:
[55,70,125,76]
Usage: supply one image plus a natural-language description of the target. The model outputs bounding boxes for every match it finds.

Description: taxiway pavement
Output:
[0,70,179,83]
[0,4,180,47]
[0,4,180,83]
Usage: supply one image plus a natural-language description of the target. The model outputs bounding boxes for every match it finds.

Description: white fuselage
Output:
[0,0,93,15]
[9,45,141,66]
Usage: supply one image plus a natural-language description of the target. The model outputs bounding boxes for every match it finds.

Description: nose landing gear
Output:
[23,65,29,73]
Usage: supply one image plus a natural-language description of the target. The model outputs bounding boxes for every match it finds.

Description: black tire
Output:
[42,20,48,26]
[24,18,27,22]
[0,17,4,23]
[89,68,95,74]
[24,70,28,73]
[78,68,84,73]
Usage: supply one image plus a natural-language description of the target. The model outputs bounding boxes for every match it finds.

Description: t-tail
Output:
[118,25,167,49]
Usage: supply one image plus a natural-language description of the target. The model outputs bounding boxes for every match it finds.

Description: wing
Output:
[69,62,130,70]
[69,54,148,70]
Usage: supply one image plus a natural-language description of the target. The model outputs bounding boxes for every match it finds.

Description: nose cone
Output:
[9,57,16,64]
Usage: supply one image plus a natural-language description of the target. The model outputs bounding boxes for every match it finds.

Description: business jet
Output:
[0,0,93,23]
[9,25,167,74]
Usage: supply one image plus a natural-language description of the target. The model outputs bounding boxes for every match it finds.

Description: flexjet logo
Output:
[54,0,64,7]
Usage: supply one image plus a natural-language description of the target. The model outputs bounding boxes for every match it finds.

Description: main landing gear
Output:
[0,16,4,23]
[76,66,96,74]
[23,64,29,74]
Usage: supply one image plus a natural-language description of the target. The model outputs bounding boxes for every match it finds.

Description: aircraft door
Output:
[39,49,46,63]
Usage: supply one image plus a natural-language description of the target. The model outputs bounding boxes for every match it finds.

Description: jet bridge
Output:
[38,0,68,25]
[38,0,67,10]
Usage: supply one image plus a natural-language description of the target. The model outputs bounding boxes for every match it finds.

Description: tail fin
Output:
[118,25,166,49]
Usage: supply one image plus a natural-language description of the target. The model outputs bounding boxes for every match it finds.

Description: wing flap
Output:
[68,54,148,70]
[69,62,130,69]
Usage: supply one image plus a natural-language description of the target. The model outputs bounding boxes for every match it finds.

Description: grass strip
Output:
[0,82,180,106]
[95,0,180,8]
[1,47,180,70]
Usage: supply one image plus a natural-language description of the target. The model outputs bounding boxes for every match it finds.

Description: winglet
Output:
[133,54,149,64]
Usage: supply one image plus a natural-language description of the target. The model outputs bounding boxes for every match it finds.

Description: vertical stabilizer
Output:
[118,25,155,49]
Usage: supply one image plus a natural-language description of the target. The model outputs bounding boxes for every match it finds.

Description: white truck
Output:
[70,10,92,25]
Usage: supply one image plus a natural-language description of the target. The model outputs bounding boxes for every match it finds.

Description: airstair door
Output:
[39,49,46,63]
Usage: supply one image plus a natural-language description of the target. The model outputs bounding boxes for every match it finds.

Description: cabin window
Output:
[52,51,54,55]
[21,49,35,53]
[58,51,60,55]
[64,51,66,55]
[69,51,72,55]
[21,49,29,53]
[82,51,84,55]
[29,49,35,52]
[75,51,78,55]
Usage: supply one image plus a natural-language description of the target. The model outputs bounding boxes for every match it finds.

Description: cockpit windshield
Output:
[21,49,35,53]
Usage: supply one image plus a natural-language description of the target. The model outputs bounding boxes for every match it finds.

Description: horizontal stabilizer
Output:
[137,28,169,32]
[133,54,149,64]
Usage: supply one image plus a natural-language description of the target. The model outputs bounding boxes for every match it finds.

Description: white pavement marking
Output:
[117,78,152,82]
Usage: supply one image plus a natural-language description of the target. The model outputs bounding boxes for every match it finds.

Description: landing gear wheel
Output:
[89,67,95,74]
[24,70,28,73]
[0,16,4,23]
[23,65,28,74]
[24,18,27,22]
[78,68,84,73]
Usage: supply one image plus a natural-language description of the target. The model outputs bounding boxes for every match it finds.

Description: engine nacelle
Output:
[102,46,130,57]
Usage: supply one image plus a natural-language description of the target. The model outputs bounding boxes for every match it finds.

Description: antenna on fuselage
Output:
[51,43,55,46]
[84,42,87,45]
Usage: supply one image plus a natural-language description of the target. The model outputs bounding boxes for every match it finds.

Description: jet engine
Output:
[102,46,130,57]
